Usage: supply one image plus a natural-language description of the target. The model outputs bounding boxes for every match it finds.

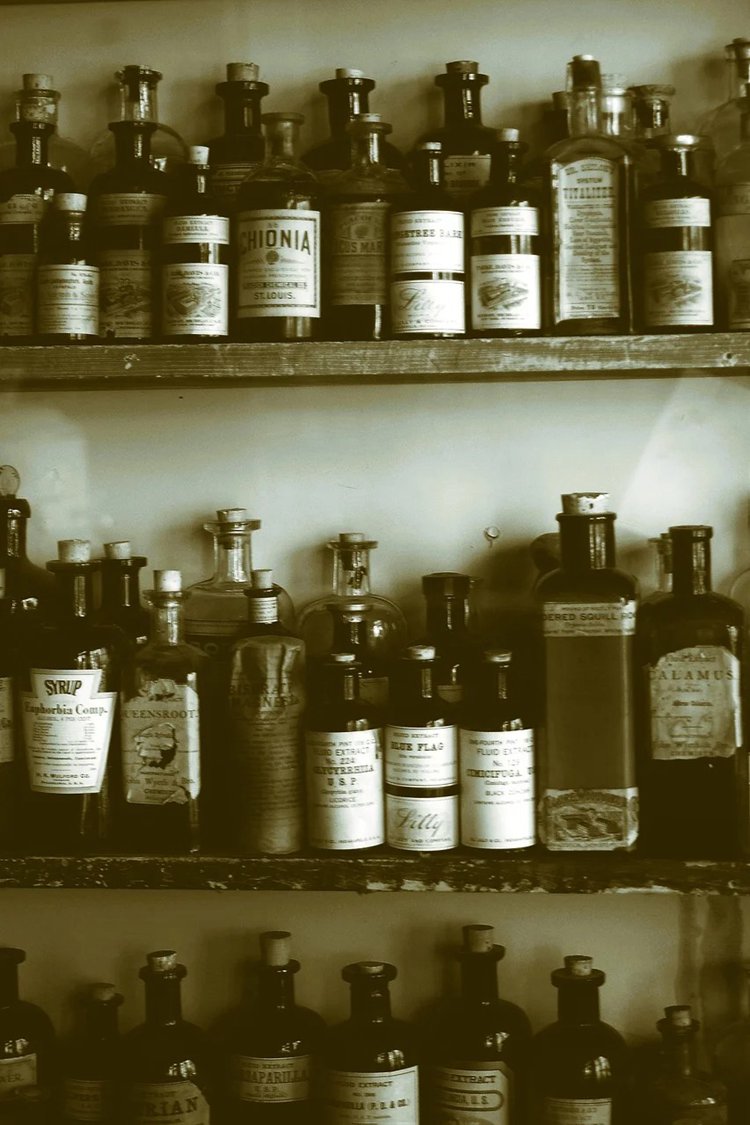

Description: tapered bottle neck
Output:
[460,954,500,1004]
[332,546,373,598]
[10,121,52,168]
[439,77,486,126]
[331,611,368,655]
[558,513,616,571]
[49,565,96,620]
[258,964,298,1011]
[101,561,145,612]
[568,88,602,138]
[220,87,266,135]
[490,144,523,186]
[144,975,182,1026]
[557,981,601,1025]
[2,511,30,562]
[150,595,185,645]
[728,45,750,101]
[671,531,712,596]
[349,980,392,1023]
[350,129,384,172]
[323,80,374,138]
[425,596,470,638]
[111,122,155,167]
[213,532,253,585]
[661,1033,697,1078]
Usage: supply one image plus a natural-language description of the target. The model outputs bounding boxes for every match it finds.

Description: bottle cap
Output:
[342,960,397,983]
[416,140,443,152]
[669,524,712,540]
[104,540,132,560]
[552,955,605,988]
[260,930,292,966]
[58,539,91,563]
[22,73,55,90]
[0,466,20,497]
[601,72,628,94]
[117,64,163,84]
[251,568,273,589]
[664,1004,693,1028]
[462,924,495,953]
[565,954,594,976]
[146,950,178,972]
[335,67,366,79]
[422,572,472,597]
[568,55,601,90]
[561,492,610,514]
[153,569,182,592]
[482,649,512,664]
[218,507,249,521]
[654,133,706,149]
[404,643,436,661]
[445,60,479,73]
[227,62,260,82]
[552,90,569,110]
[189,145,210,164]
[52,193,88,211]
[339,532,365,544]
[497,127,520,142]
[330,532,378,552]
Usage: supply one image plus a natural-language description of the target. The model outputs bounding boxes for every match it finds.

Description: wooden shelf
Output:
[0,852,748,894]
[0,334,748,389]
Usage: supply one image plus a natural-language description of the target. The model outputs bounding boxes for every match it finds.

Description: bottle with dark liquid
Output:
[0,578,19,852]
[700,38,750,162]
[642,1005,726,1125]
[714,965,750,1124]
[61,983,123,1125]
[96,540,149,647]
[714,96,750,331]
[0,466,55,620]
[531,955,630,1125]
[235,113,320,341]
[630,84,675,183]
[207,63,268,214]
[638,525,746,858]
[302,68,404,182]
[421,572,478,704]
[422,925,532,1125]
[215,930,325,1123]
[0,948,56,1103]
[36,193,99,342]
[420,61,498,200]
[321,961,420,1125]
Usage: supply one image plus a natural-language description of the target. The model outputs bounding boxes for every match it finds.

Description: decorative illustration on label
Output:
[324,1066,419,1124]
[126,1081,210,1125]
[94,193,166,226]
[433,1062,511,1124]
[0,1053,37,1094]
[554,157,619,321]
[63,1077,113,1122]
[121,680,201,804]
[471,254,541,330]
[391,210,464,272]
[643,251,713,326]
[543,601,636,637]
[644,197,711,228]
[385,725,458,787]
[0,194,46,224]
[163,215,229,245]
[444,154,492,197]
[386,792,458,851]
[649,646,742,759]
[230,1054,311,1103]
[36,265,99,336]
[99,250,153,337]
[460,727,535,848]
[329,202,389,305]
[0,677,14,765]
[543,1097,612,1125]
[22,669,116,794]
[306,727,384,849]
[0,255,36,336]
[390,279,465,334]
[162,263,228,336]
[236,209,320,318]
[471,206,539,238]
[538,788,638,851]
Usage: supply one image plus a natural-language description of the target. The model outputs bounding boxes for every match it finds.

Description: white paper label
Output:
[94,193,166,226]
[329,201,389,305]
[121,680,201,803]
[0,255,35,335]
[444,154,492,197]
[716,209,750,329]
[643,250,714,326]
[644,197,711,228]
[539,787,639,851]
[385,724,458,786]
[230,1054,311,1103]
[433,1062,511,1124]
[0,677,14,764]
[543,601,636,637]
[459,727,535,848]
[471,254,541,330]
[162,263,228,336]
[236,209,320,318]
[99,249,153,337]
[324,1066,419,1123]
[555,157,620,321]
[649,646,742,759]
[36,264,99,335]
[126,1081,210,1125]
[0,1053,37,1094]
[210,163,260,205]
[471,206,539,237]
[22,669,115,793]
[306,727,384,849]
[63,1077,114,1121]
[543,1097,612,1125]
[390,279,465,334]
[0,194,45,224]
[391,210,464,272]
[163,215,229,245]
[386,792,458,850]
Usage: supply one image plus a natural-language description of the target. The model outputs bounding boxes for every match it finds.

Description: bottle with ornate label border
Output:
[36,193,99,342]
[61,983,123,1125]
[206,63,268,215]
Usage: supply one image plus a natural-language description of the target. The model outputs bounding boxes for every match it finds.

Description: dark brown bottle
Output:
[302,68,404,182]
[313,600,392,709]
[61,983,122,1125]
[530,955,630,1125]
[121,951,216,1125]
[89,120,169,341]
[419,61,498,200]
[96,540,149,647]
[215,930,325,1124]
[422,925,532,1125]
[421,572,478,704]
[36,193,99,342]
[0,466,56,621]
[0,579,21,853]
[638,525,746,858]
[642,1005,726,1125]
[321,962,420,1123]
[0,949,57,1103]
[207,63,268,214]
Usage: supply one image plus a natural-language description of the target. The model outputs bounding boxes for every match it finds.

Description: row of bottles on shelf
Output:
[0,466,747,861]
[1,926,749,1125]
[3,41,750,343]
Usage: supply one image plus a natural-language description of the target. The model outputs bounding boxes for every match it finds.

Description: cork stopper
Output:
[728,38,750,60]
[146,950,178,972]
[217,507,249,521]
[335,68,366,79]
[483,649,512,665]
[0,466,20,497]
[497,127,520,142]
[565,955,594,977]
[52,193,87,211]
[568,55,601,90]
[665,1005,693,1029]
[463,924,495,953]
[561,492,610,514]
[445,60,479,73]
[422,572,472,597]
[343,961,397,984]
[416,140,442,151]
[189,145,210,164]
[339,532,365,544]
[251,568,273,589]
[104,540,132,560]
[22,73,55,90]
[153,569,182,592]
[601,72,627,94]
[260,931,292,966]
[58,539,91,563]
[404,644,436,661]
[227,62,260,82]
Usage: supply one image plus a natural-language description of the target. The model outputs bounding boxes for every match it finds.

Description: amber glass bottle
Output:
[302,68,404,181]
[61,983,122,1125]
[642,1006,726,1125]
[0,948,57,1102]
[420,61,498,200]
[207,63,268,214]
[96,541,149,647]
[36,193,99,341]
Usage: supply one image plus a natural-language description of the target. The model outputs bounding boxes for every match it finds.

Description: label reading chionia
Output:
[0,1053,37,1094]
[554,157,619,321]
[543,602,636,637]
[63,1077,114,1122]
[126,1081,210,1125]
[236,208,320,318]
[324,1067,419,1124]
[543,1098,612,1125]
[649,646,742,760]
[230,1054,311,1103]
[539,788,638,852]
[22,669,115,794]
[121,680,201,804]
[432,1062,512,1124]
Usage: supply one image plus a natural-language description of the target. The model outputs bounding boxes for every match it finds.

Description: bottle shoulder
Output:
[536,567,638,600]
[547,133,631,164]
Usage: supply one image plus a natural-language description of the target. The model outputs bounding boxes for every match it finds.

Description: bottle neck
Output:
[328,87,370,137]
[460,955,499,1004]
[258,965,297,1011]
[85,1003,119,1040]
[331,614,368,655]
[113,124,153,166]
[557,982,600,1025]
[350,130,384,172]
[223,89,264,135]
[2,514,29,562]
[0,963,19,1007]
[425,596,469,638]
[394,661,435,705]
[321,667,360,706]
[350,981,391,1023]
[660,148,690,179]
[413,150,443,189]
[568,87,602,137]
[333,548,372,598]
[120,76,158,124]
[11,122,51,168]
[490,145,522,186]
[662,1034,696,1079]
[101,564,143,611]
[729,53,750,101]
[151,598,184,645]
[53,569,95,620]
[558,515,615,571]
[144,976,182,1026]
[267,130,298,161]
[634,99,671,138]
[443,81,484,126]
[672,539,712,596]
[214,533,253,585]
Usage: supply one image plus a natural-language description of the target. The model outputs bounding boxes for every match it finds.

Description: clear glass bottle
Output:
[630,84,676,182]
[0,948,57,1102]
[0,466,56,620]
[36,193,99,342]
[468,127,542,337]
[323,113,408,341]
[206,62,269,215]
[700,38,750,163]
[638,525,746,858]
[61,983,122,1125]
[215,930,326,1123]
[0,72,87,183]
[420,571,479,704]
[536,492,638,853]
[96,540,149,647]
[638,134,714,333]
[600,74,633,141]
[643,1005,727,1125]
[714,965,750,1124]
[422,924,532,1125]
[118,570,208,855]
[715,96,750,331]
[545,54,634,335]
[419,60,498,200]
[235,112,321,341]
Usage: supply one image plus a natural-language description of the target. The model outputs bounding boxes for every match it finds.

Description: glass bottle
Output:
[715,96,750,331]
[643,1005,726,1125]
[0,466,55,620]
[468,127,542,337]
[61,983,122,1125]
[638,134,714,333]
[638,525,746,859]
[323,114,408,341]
[0,72,86,183]
[36,193,99,342]
[118,570,208,855]
[385,643,459,852]
[420,571,478,704]
[389,141,465,338]
[459,649,536,851]
[535,493,638,853]
[314,601,392,709]
[88,120,170,342]
[700,38,750,163]
[121,950,216,1125]
[0,949,56,1102]
[87,66,188,184]
[235,113,321,341]
[215,930,326,1123]
[630,84,675,183]
[227,571,306,855]
[600,75,633,141]
[639,533,673,630]
[522,92,569,194]
[321,961,420,1125]
[96,540,149,647]
[305,653,385,851]
[0,580,19,852]
[161,145,229,341]
[17,539,128,854]
[422,924,532,1125]
[714,965,750,1123]
[546,54,633,335]
[206,62,269,214]
[420,61,498,200]
[302,68,405,182]
[531,955,630,1125]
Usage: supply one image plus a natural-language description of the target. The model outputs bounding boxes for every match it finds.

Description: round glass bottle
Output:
[302,68,404,181]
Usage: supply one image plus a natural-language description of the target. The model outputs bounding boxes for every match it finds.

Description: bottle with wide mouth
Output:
[206,62,269,214]
[418,60,498,200]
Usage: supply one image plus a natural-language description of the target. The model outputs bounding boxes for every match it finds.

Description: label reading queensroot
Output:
[230,1054,311,1103]
[649,646,742,759]
[0,1053,37,1094]
[432,1062,511,1124]
[121,680,201,804]
[126,1081,210,1125]
[305,728,384,849]
[543,1097,612,1125]
[236,209,320,318]
[324,1066,419,1124]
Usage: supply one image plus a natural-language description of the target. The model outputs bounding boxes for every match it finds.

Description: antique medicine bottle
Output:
[700,38,750,162]
[36,193,99,341]
[207,62,268,214]
[420,60,498,200]
[61,983,122,1125]
[0,948,56,1102]
[643,1006,726,1125]
[715,96,750,331]
[302,68,404,181]
[96,540,149,647]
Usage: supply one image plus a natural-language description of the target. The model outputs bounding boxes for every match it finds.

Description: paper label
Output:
[386,792,458,850]
[459,727,535,848]
[717,183,750,216]
[63,1077,114,1121]
[162,263,228,336]
[385,724,458,786]
[305,727,384,848]
[210,163,260,205]
[0,1053,37,1094]
[126,1081,210,1125]
[643,250,714,326]
[94,193,166,226]
[121,680,201,803]
[471,206,539,237]
[0,194,45,224]
[236,209,320,318]
[0,677,14,764]
[36,264,99,335]
[539,787,638,851]
[555,157,620,320]
[324,1066,419,1123]
[644,197,711,227]
[444,154,492,197]
[391,210,464,272]
[432,1062,511,1124]
[543,1098,612,1125]
[0,255,35,335]
[99,249,153,337]
[716,212,750,328]
[230,1054,311,1103]
[22,669,115,794]
[649,647,742,759]
[329,201,389,305]
[471,254,541,330]
[390,279,465,334]
[543,601,636,637]
[163,215,229,245]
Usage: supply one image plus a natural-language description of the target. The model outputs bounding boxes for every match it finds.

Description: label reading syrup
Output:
[390,279,465,334]
[306,727,384,849]
[94,193,166,226]
[121,680,201,804]
[543,1097,612,1125]
[36,265,99,336]
[386,792,458,851]
[162,215,229,245]
[162,263,228,336]
[459,727,535,848]
[0,677,14,764]
[543,601,636,637]
[98,249,153,337]
[391,210,464,272]
[385,725,458,787]
[650,646,742,759]
[63,1077,113,1122]
[236,208,320,318]
[22,669,115,793]
[433,1062,511,1124]
[324,1066,419,1124]
[126,1081,210,1125]
[230,1054,311,1103]
[0,1053,37,1094]
[329,201,389,305]
[643,250,713,326]
[644,197,711,228]
[444,154,492,197]
[471,254,541,331]
[555,157,619,321]
[0,255,36,336]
